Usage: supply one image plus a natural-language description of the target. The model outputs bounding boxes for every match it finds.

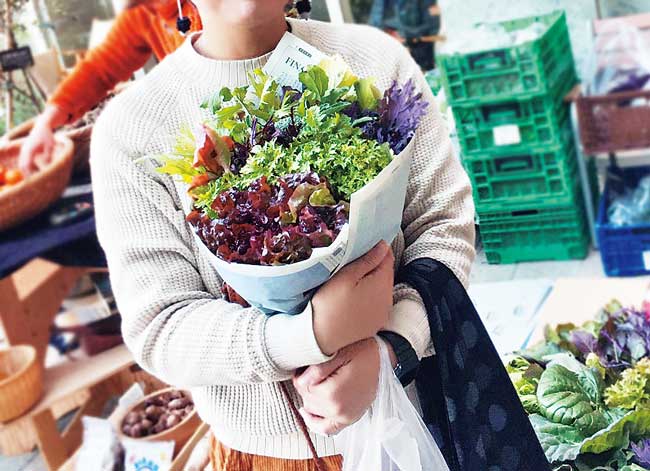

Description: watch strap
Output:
[377,331,420,386]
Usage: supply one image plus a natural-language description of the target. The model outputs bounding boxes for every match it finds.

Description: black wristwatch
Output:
[377,331,420,387]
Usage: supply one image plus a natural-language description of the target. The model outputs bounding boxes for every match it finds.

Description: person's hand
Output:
[293,338,382,435]
[386,29,406,43]
[18,105,68,173]
[311,241,394,356]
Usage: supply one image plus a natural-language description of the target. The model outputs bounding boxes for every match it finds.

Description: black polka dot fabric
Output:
[398,259,550,471]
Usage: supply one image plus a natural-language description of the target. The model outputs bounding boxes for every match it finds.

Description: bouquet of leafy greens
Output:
[158,56,427,267]
[505,301,650,471]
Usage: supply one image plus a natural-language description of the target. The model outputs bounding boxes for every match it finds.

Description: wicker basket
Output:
[117,388,201,456]
[0,345,43,423]
[64,124,93,172]
[0,135,74,232]
[2,118,91,173]
[577,90,650,154]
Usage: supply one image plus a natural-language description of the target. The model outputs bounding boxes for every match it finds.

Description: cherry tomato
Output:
[5,168,24,185]
[0,164,6,185]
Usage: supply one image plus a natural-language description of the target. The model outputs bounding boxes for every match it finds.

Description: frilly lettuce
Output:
[605,358,650,410]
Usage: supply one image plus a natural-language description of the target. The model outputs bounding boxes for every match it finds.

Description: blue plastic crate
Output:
[597,165,650,277]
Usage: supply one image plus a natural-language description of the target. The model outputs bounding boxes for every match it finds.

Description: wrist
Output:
[377,331,420,386]
[39,105,68,130]
[386,342,398,368]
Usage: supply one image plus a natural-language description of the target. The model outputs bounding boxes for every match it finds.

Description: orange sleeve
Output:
[49,8,153,123]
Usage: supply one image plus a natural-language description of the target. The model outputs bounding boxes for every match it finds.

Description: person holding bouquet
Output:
[91,1,547,470]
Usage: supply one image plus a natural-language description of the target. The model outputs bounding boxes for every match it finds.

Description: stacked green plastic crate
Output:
[439,11,589,264]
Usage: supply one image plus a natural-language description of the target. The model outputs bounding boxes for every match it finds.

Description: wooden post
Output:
[4,0,15,130]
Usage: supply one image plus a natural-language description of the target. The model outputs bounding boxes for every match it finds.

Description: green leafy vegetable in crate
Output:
[505,301,650,470]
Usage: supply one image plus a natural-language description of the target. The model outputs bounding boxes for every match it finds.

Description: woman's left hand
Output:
[292,338,381,436]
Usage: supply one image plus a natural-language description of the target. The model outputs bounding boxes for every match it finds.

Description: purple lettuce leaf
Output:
[571,330,598,356]
[187,172,348,266]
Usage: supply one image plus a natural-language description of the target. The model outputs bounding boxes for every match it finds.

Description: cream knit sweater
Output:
[91,18,475,459]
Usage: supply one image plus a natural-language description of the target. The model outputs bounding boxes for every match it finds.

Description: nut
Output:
[145,405,162,420]
[125,411,140,425]
[130,424,143,438]
[165,414,180,428]
[169,398,189,409]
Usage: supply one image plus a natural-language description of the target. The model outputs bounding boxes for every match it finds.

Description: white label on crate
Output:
[493,124,522,146]
[643,251,650,271]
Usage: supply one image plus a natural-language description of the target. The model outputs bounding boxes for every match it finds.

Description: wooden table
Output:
[0,258,99,365]
[530,276,650,345]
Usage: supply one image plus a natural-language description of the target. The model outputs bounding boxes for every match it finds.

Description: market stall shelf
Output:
[0,258,91,366]
[0,345,163,471]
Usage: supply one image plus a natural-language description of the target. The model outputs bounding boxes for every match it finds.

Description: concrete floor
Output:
[470,248,606,285]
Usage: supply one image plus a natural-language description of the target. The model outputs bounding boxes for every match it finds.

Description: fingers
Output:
[18,147,36,173]
[298,408,343,436]
[362,246,395,280]
[294,352,348,389]
[338,240,390,281]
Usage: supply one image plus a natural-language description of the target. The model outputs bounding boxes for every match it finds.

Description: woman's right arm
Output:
[49,7,153,123]
[20,8,153,172]
[91,110,391,389]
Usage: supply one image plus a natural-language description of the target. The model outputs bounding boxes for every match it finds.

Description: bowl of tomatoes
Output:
[0,136,74,231]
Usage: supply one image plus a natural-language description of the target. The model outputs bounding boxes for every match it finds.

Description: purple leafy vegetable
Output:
[631,439,650,468]
[367,79,428,154]
[572,307,650,369]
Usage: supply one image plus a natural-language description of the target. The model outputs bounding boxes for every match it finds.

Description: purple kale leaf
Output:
[631,439,650,468]
[365,79,428,154]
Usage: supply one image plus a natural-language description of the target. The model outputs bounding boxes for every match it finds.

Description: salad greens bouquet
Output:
[506,301,650,470]
[158,56,426,267]
[156,55,427,313]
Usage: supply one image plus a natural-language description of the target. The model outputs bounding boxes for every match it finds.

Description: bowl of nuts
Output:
[118,388,200,454]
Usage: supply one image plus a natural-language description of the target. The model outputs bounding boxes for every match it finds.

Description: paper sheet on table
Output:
[469,279,553,356]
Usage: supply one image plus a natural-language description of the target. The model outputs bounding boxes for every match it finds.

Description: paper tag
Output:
[643,251,650,271]
[493,124,522,146]
[263,32,325,89]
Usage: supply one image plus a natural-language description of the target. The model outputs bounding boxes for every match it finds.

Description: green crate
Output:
[478,201,590,264]
[453,90,571,157]
[464,136,580,212]
[439,11,577,106]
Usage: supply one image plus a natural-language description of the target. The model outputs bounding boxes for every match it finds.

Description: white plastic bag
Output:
[582,21,650,95]
[335,338,449,471]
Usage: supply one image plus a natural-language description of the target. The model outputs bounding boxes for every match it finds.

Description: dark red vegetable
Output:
[187,172,348,266]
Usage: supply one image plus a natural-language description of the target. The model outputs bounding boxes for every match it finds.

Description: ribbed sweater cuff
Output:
[387,284,435,359]
[264,302,333,372]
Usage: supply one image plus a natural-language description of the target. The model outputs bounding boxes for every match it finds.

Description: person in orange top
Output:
[19,0,202,171]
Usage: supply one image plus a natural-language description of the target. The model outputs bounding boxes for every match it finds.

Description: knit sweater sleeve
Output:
[90,96,331,388]
[379,33,476,359]
[49,7,153,123]
[397,52,476,285]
